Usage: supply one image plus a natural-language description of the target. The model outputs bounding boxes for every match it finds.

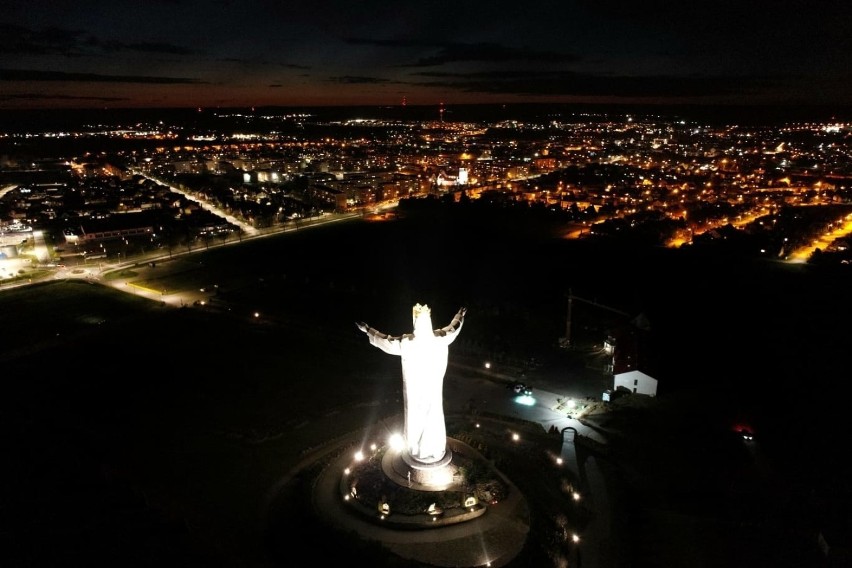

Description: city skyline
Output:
[2,0,852,110]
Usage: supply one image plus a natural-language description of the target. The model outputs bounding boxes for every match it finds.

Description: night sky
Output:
[2,0,851,110]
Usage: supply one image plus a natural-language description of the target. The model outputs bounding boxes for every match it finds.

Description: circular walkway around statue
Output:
[311,431,531,567]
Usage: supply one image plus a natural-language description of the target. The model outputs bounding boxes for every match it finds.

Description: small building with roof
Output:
[607,312,658,398]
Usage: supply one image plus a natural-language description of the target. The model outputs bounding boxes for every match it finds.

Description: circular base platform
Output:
[389,447,455,489]
[310,429,530,566]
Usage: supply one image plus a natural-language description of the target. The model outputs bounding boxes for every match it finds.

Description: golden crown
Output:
[412,303,431,322]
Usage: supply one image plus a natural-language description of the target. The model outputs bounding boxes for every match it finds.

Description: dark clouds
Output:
[0,69,205,84]
[0,22,194,57]
[407,70,777,99]
[0,0,850,109]
[329,76,394,85]
[0,93,126,103]
[346,38,578,67]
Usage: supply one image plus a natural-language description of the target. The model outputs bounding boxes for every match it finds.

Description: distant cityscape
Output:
[2,104,852,282]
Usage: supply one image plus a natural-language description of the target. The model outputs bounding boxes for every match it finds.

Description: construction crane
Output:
[560,288,629,348]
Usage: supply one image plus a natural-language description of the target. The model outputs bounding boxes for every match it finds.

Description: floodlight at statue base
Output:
[386,445,456,489]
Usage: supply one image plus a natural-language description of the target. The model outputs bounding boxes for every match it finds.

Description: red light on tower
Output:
[439,102,445,123]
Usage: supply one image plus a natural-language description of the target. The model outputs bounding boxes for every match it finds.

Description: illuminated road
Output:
[129,170,259,237]
[788,211,852,263]
[29,208,367,305]
[0,184,18,198]
[664,205,774,248]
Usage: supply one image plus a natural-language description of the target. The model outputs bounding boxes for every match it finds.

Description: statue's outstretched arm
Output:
[357,322,404,354]
[357,322,388,338]
[435,307,466,338]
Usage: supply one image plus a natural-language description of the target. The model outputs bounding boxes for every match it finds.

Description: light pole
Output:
[570,533,581,567]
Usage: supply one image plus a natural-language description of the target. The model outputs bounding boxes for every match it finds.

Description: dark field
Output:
[1,209,850,566]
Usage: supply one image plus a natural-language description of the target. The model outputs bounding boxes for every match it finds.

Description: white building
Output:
[613,369,658,397]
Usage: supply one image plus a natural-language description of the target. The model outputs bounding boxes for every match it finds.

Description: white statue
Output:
[357,304,466,463]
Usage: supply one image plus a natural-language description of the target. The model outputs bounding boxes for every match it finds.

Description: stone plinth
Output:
[382,445,458,490]
[401,447,454,488]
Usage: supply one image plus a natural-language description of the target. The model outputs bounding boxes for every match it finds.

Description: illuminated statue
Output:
[357,304,466,464]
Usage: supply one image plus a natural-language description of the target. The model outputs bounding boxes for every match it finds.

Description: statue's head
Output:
[412,303,432,332]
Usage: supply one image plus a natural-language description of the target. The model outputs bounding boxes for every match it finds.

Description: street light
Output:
[570,532,582,566]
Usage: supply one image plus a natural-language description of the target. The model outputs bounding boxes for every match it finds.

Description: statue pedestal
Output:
[403,448,454,488]
[385,445,456,490]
